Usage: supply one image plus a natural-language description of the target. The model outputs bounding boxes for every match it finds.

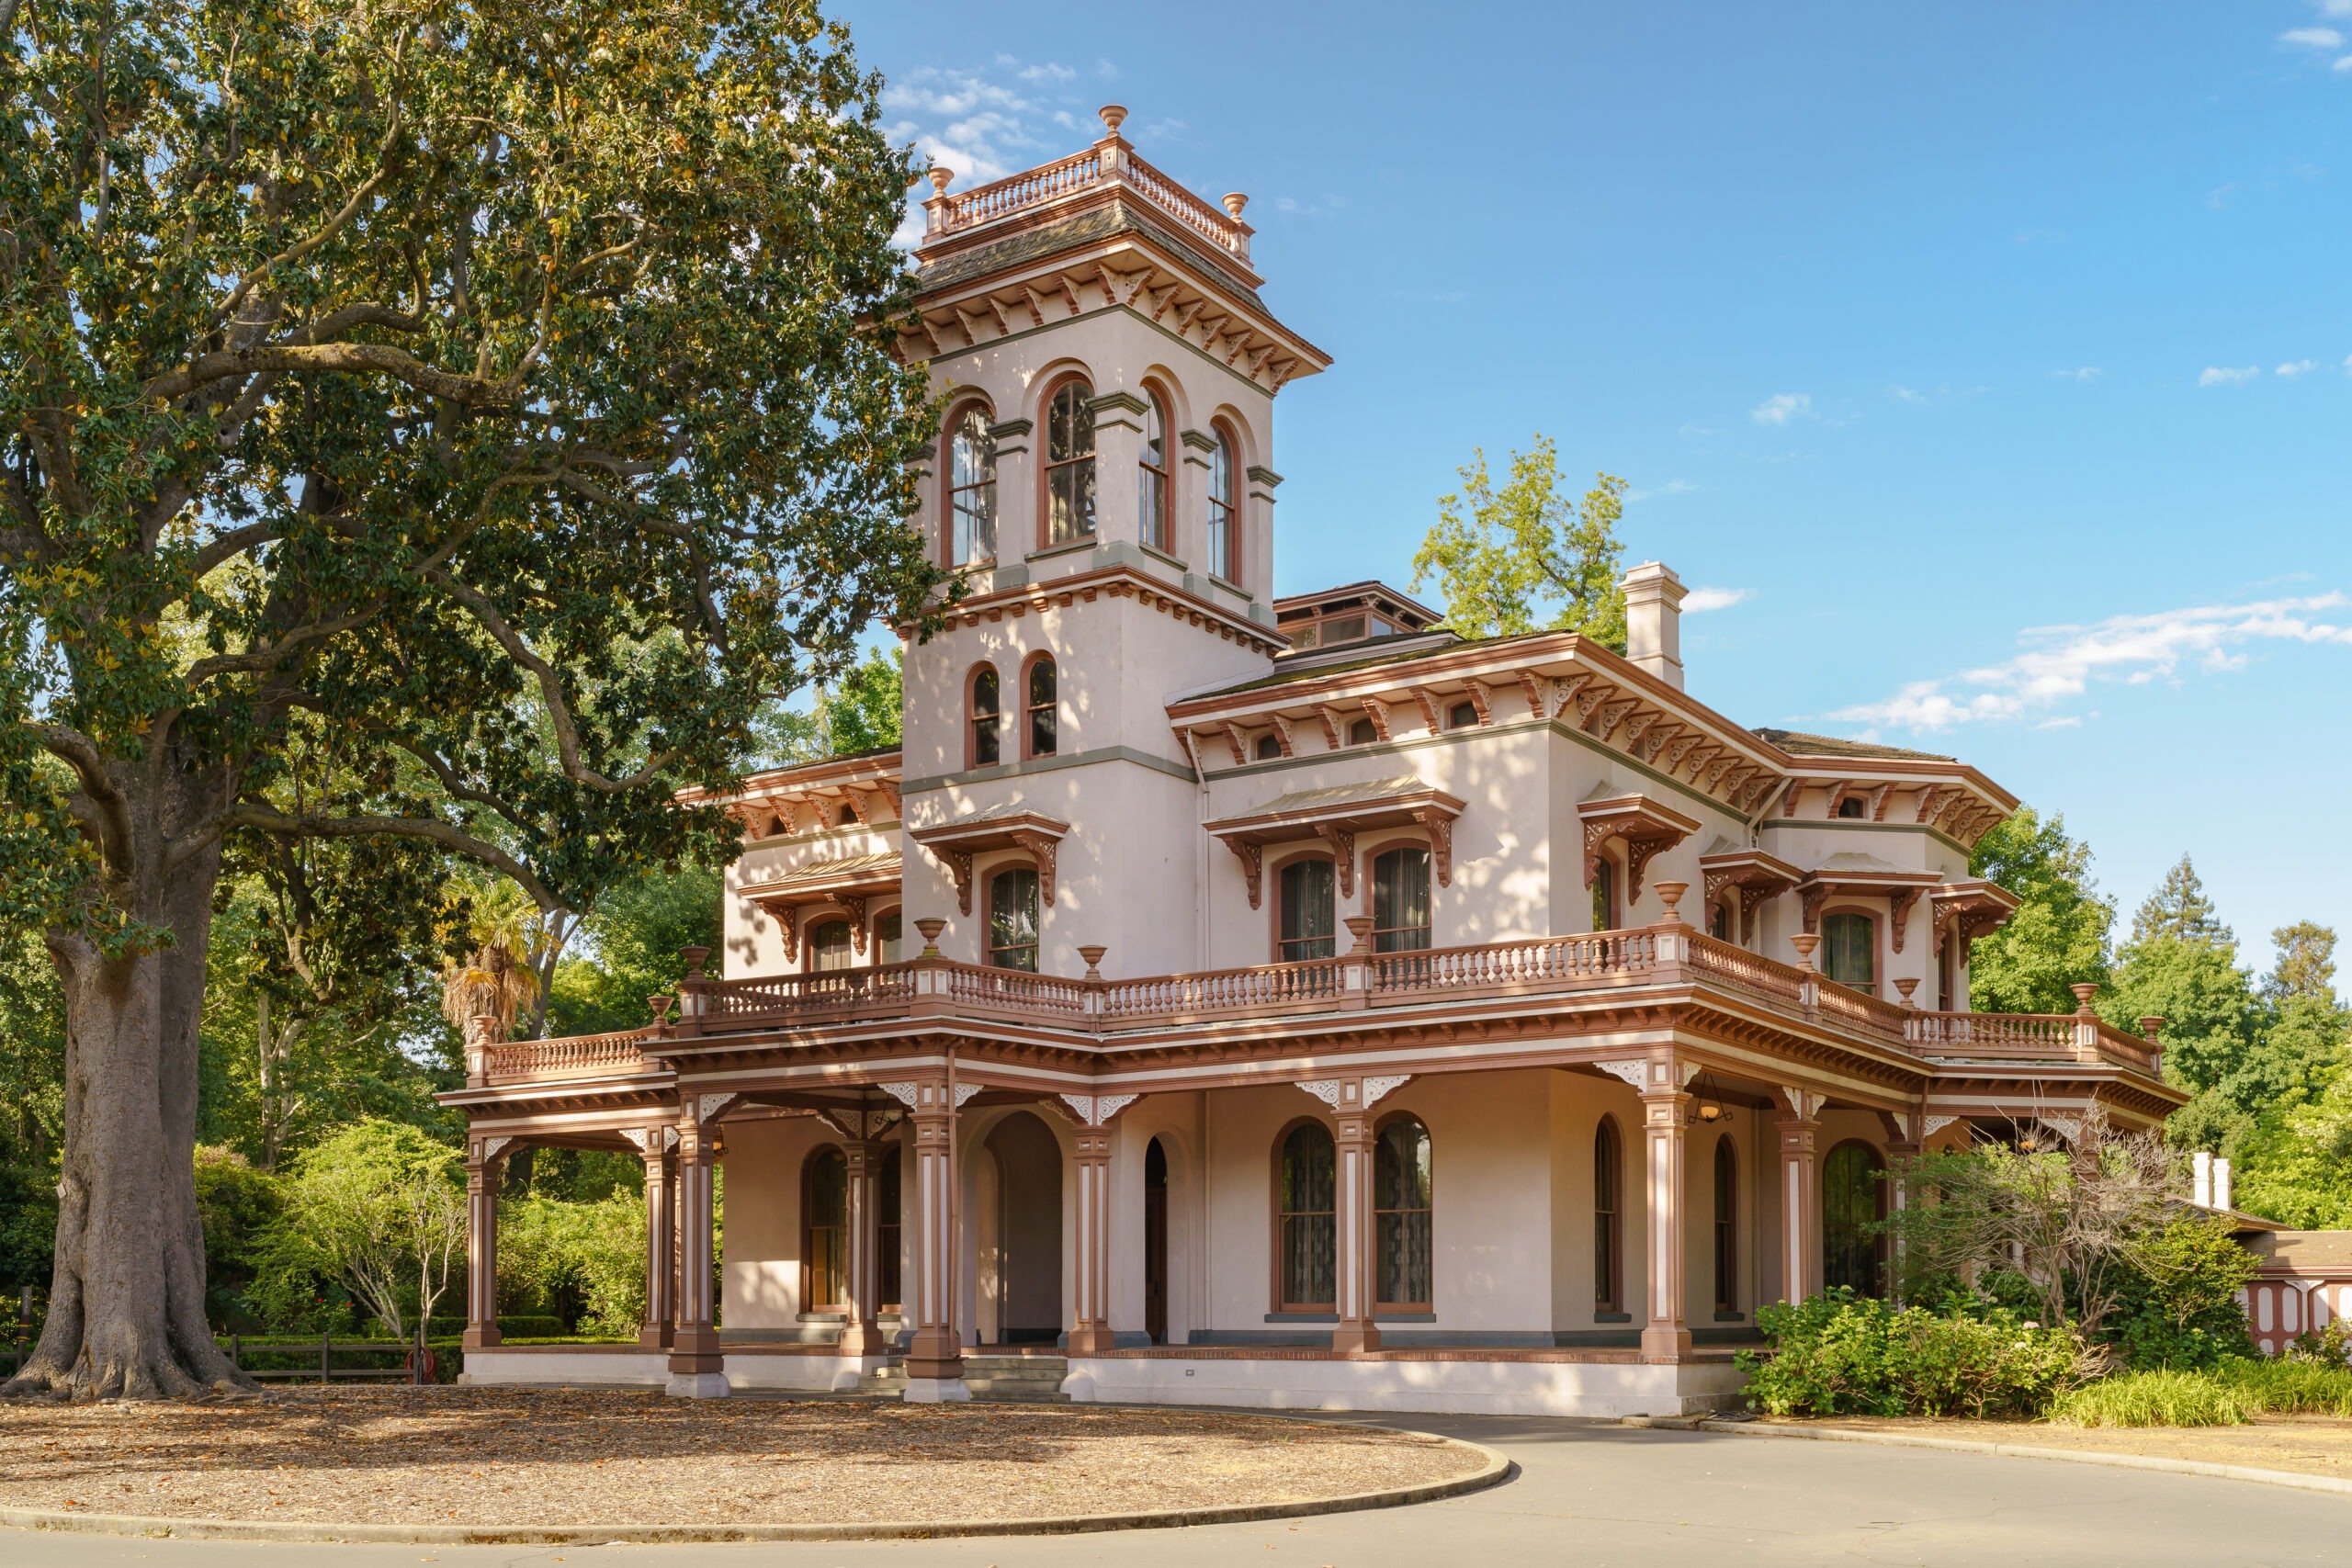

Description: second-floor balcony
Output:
[463,920,2165,1091]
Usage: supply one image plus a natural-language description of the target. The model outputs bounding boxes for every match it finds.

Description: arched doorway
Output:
[983,1111,1064,1345]
[1144,1137,1169,1344]
[1822,1141,1885,1297]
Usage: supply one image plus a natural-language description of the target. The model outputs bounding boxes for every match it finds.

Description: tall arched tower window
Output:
[1205,424,1238,581]
[946,404,997,567]
[1045,379,1096,546]
[1138,391,1171,553]
[1023,655,1057,759]
[967,665,1001,768]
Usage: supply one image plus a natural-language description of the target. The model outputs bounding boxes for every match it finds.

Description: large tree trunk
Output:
[4,761,255,1401]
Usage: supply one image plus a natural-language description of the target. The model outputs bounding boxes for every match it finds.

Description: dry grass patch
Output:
[1762,1414,2352,1482]
[0,1387,1480,1527]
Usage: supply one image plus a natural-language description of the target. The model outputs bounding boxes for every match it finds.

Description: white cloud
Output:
[2052,367,2103,382]
[878,60,1126,245]
[1827,593,2352,732]
[1681,587,1750,614]
[2199,365,2261,386]
[1751,392,1812,425]
[2336,54,2352,70]
[1888,385,1928,405]
[2281,26,2346,47]
[1623,479,1695,502]
[2278,359,2319,377]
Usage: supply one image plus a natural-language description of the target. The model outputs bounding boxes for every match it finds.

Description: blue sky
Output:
[839,2,2352,980]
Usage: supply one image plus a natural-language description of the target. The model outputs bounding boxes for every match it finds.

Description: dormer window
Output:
[947,405,997,567]
[1206,425,1238,582]
[1046,380,1096,546]
[1837,795,1866,819]
[1255,734,1282,761]
[1448,702,1477,729]
[1139,391,1171,553]
[1348,717,1377,747]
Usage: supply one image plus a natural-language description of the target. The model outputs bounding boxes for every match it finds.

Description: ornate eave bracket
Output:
[1577,794,1702,903]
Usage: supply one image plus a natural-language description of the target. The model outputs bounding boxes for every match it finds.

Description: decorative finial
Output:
[928,165,953,195]
[1079,944,1108,980]
[1344,915,1374,955]
[2138,1015,2165,1043]
[679,945,710,981]
[1790,933,1820,972]
[915,917,947,956]
[1894,977,1919,1010]
[1222,192,1249,220]
[1098,104,1127,138]
[1654,882,1687,923]
[2071,981,2100,1017]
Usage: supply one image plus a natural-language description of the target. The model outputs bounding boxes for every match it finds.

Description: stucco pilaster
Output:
[1640,1068,1694,1362]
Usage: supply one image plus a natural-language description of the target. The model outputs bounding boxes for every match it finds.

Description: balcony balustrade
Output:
[468,923,2165,1090]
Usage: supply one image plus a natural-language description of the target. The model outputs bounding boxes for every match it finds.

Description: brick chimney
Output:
[1621,561,1689,690]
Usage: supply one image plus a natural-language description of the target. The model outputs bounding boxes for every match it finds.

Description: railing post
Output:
[1791,933,1821,1017]
[677,944,712,1038]
[2071,981,2102,1063]
[1341,917,1374,1010]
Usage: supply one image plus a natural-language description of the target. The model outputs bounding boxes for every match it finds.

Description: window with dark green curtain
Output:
[1713,1136,1737,1314]
[1374,1116,1433,1310]
[1822,911,1875,994]
[1821,1142,1884,1297]
[1279,859,1336,960]
[1372,845,1430,953]
[1591,857,1615,933]
[988,867,1039,971]
[1278,1122,1336,1310]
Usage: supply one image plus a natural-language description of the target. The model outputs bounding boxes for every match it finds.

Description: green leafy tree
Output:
[2265,921,2338,1005]
[547,863,722,1037]
[263,1119,462,1344]
[2100,859,2256,1104]
[1965,807,2115,1014]
[1,0,941,1398]
[1409,436,1629,649]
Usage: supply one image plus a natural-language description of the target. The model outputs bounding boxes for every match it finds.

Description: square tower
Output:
[892,107,1329,976]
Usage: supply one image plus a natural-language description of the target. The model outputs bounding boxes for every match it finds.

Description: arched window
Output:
[1822,1142,1885,1297]
[874,909,903,964]
[1707,899,1732,943]
[1713,1135,1737,1314]
[1591,856,1617,933]
[1594,1116,1623,1314]
[1371,845,1431,953]
[1045,379,1096,545]
[988,866,1040,972]
[1278,858,1337,961]
[946,404,997,567]
[1822,912,1875,995]
[807,919,854,973]
[1023,655,1057,759]
[1205,425,1238,581]
[1837,794,1867,819]
[1374,1114,1433,1312]
[1254,733,1282,760]
[805,1146,848,1309]
[1936,937,1953,1011]
[1276,1121,1336,1311]
[1348,716,1377,747]
[1138,391,1171,552]
[968,665,1001,768]
[877,1145,902,1313]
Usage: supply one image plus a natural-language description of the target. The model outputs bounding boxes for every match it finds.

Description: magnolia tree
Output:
[1,0,942,1398]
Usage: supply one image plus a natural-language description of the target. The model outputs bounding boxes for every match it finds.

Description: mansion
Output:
[447,109,2182,1416]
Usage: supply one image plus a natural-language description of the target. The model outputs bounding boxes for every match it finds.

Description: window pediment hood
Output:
[1575,792,1702,902]
[1204,776,1464,908]
[908,807,1072,916]
[738,851,903,907]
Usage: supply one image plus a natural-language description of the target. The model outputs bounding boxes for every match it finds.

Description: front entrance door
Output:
[1144,1137,1169,1344]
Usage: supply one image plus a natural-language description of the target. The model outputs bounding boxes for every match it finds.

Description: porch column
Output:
[1775,1089,1825,1304]
[903,1079,970,1400]
[629,1129,676,1349]
[1066,1095,1129,1355]
[463,1138,508,1349]
[839,1129,888,1357]
[1641,1065,1694,1361]
[1333,1086,1381,1355]
[1878,1112,1921,1305]
[667,1108,727,1397]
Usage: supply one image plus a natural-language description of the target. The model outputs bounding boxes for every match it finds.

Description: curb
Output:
[1693,1418,2352,1497]
[0,1428,1510,1546]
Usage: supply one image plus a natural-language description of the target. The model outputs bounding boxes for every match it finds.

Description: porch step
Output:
[854,1355,1070,1402]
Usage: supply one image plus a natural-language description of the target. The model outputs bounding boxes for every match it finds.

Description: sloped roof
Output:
[1751,728,1955,763]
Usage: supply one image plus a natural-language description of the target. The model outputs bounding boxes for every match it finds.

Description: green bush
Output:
[2213,1356,2352,1416]
[497,1192,647,1337]
[2102,1217,2258,1371]
[2051,1368,2251,1427]
[1738,1289,2078,1418]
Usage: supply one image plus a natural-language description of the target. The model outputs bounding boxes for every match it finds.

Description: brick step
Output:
[854,1357,1069,1401]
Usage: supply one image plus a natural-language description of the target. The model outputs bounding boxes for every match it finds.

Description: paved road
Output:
[4,1416,2342,1568]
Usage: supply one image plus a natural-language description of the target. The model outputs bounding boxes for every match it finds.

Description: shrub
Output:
[1739,1289,2079,1418]
[2213,1355,2352,1416]
[2050,1369,2251,1427]
[2103,1216,2258,1371]
[497,1191,647,1337]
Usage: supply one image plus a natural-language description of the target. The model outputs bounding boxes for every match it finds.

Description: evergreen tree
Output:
[2131,856,2231,946]
[2264,922,2338,1005]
